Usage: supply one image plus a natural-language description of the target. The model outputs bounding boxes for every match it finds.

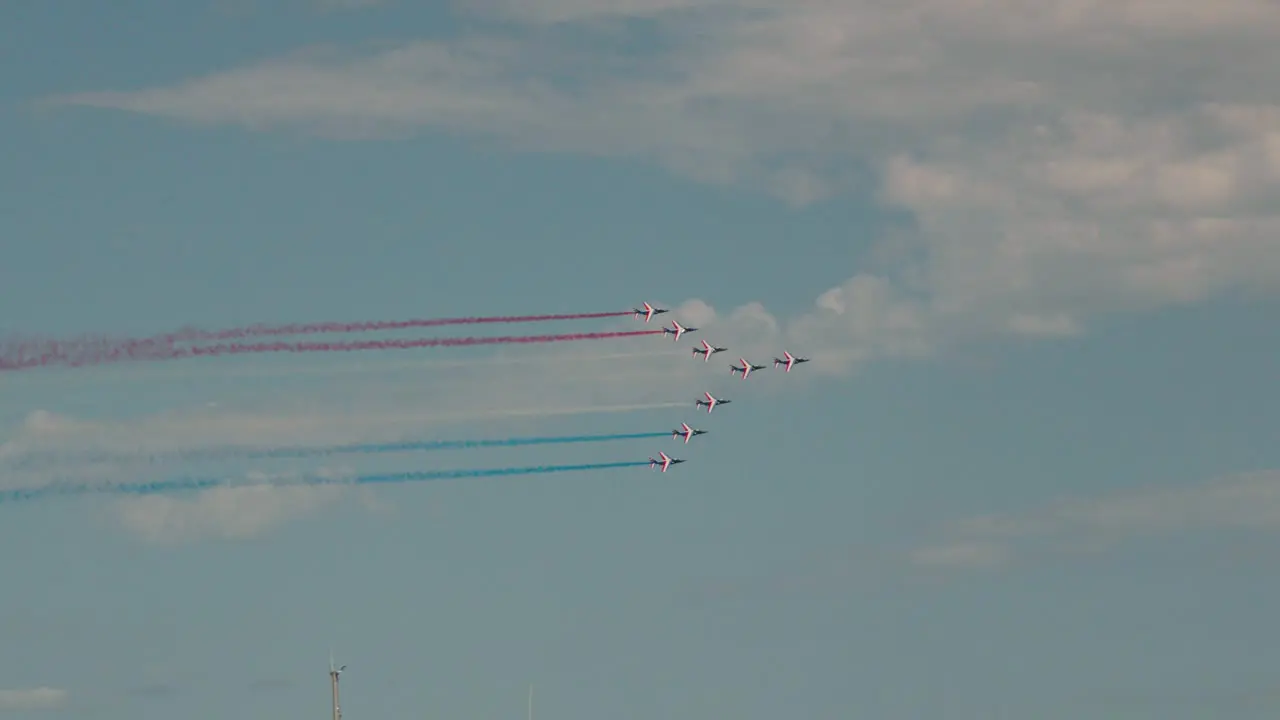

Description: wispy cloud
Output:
[40,0,1280,377]
[908,541,1011,572]
[114,482,352,544]
[0,687,68,711]
[911,469,1280,571]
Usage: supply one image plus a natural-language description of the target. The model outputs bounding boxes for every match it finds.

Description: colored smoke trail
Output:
[0,311,634,361]
[12,432,673,467]
[1,330,664,372]
[0,461,654,503]
[2,405,692,473]
[215,431,672,460]
[154,311,634,342]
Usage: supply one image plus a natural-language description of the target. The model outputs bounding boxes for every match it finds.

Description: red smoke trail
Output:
[154,310,634,342]
[0,330,664,371]
[1,309,635,370]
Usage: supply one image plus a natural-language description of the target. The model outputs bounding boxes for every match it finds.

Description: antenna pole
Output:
[528,684,533,720]
[329,652,342,720]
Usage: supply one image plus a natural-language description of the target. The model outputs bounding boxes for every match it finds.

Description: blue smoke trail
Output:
[8,432,672,469]
[243,432,670,460]
[0,461,654,504]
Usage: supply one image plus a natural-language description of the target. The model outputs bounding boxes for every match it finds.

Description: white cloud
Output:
[912,470,1280,571]
[40,0,1280,370]
[1006,313,1082,337]
[114,483,348,543]
[0,687,68,711]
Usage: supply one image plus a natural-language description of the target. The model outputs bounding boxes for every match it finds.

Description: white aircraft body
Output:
[692,340,727,361]
[773,350,810,372]
[649,451,685,472]
[730,357,766,379]
[633,302,668,323]
[662,320,697,342]
[671,422,707,443]
[695,391,730,413]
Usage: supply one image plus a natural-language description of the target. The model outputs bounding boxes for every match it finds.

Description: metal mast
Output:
[329,650,345,720]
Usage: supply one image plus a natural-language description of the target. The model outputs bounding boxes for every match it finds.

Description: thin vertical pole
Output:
[330,662,341,720]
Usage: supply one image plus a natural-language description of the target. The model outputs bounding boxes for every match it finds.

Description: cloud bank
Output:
[43,0,1280,377]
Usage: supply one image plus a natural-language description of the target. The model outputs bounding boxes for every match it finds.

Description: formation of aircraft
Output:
[649,451,685,472]
[773,350,810,372]
[633,302,668,323]
[729,357,767,380]
[662,320,696,342]
[671,422,707,444]
[692,340,727,361]
[627,301,811,473]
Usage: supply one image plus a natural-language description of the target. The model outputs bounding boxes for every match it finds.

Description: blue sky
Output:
[3,0,1280,718]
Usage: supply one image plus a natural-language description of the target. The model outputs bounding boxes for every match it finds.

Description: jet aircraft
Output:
[662,320,697,342]
[773,350,811,372]
[633,302,668,323]
[730,357,767,379]
[692,340,727,361]
[695,391,730,413]
[671,422,708,444]
[649,451,685,472]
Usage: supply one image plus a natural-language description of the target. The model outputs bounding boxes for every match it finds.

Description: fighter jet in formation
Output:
[621,301,812,474]
[729,357,767,380]
[633,302,668,323]
[773,351,810,372]
[671,422,707,444]
[691,340,727,361]
[662,320,696,342]
[649,451,685,472]
[695,391,730,414]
